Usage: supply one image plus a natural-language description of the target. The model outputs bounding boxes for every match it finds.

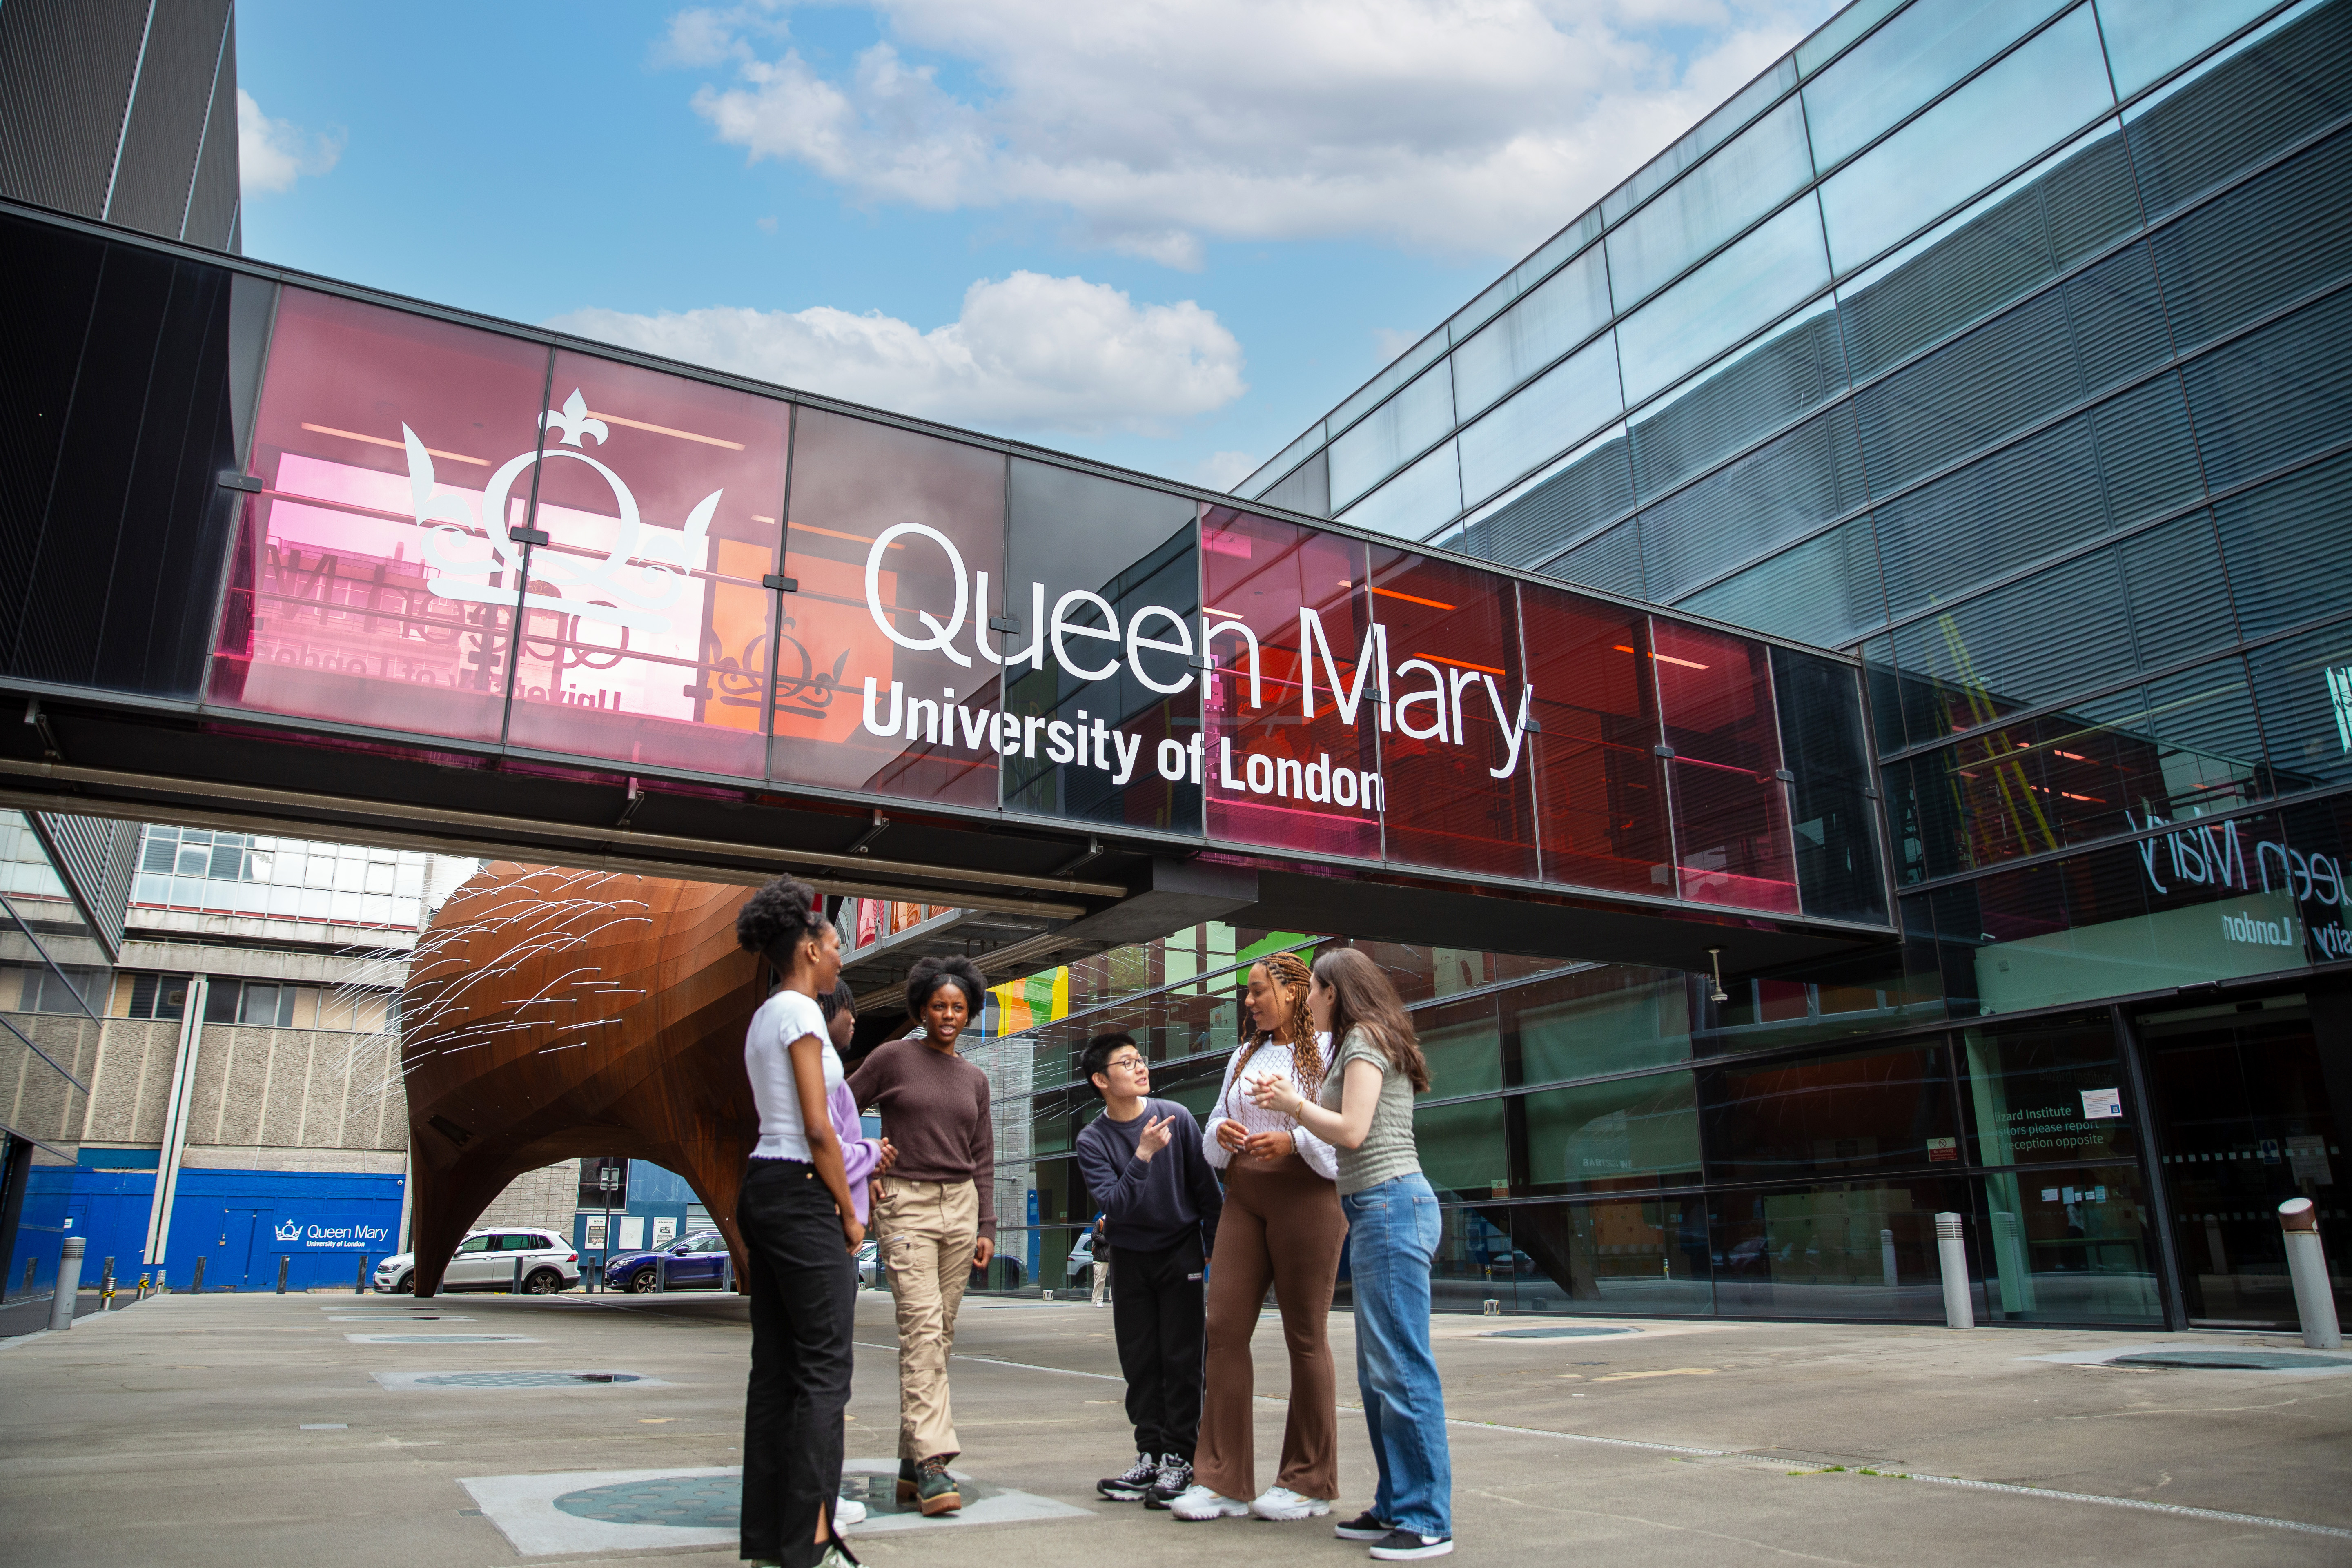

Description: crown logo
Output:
[275,1218,304,1243]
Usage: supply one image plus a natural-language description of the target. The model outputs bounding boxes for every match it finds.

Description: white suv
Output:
[374,1229,580,1294]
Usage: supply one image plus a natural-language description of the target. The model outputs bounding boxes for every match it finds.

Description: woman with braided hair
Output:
[1168,949,1347,1524]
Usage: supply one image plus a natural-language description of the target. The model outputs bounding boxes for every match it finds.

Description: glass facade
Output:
[131,826,434,930]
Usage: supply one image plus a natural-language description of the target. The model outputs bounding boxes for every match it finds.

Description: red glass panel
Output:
[769,410,1004,810]
[503,352,785,777]
[1199,507,1380,860]
[1518,585,1673,894]
[1651,619,1797,912]
[1364,549,1535,878]
[209,288,544,742]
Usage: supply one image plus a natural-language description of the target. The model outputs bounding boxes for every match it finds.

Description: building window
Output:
[122,973,191,1020]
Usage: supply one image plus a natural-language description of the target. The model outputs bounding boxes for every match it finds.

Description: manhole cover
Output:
[1481,1325,1637,1339]
[557,1474,739,1528]
[416,1372,646,1388]
[2111,1350,2350,1371]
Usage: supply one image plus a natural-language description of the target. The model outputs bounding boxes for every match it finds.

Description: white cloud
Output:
[236,89,344,196]
[547,271,1245,437]
[672,0,1832,264]
[1372,326,1422,362]
[1190,450,1261,492]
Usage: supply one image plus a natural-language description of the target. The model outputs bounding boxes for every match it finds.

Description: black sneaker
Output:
[915,1454,962,1516]
[1369,1528,1453,1560]
[1099,1452,1158,1501]
[1334,1511,1393,1541]
[1144,1453,1192,1508]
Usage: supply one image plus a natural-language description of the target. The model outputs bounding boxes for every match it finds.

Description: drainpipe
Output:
[143,978,210,1272]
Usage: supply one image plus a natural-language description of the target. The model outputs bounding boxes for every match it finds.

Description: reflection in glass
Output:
[2100,0,2285,100]
[1517,590,1673,895]
[1512,967,1693,1083]
[1816,4,2114,274]
[1339,439,1461,540]
[1522,1071,1701,1194]
[1457,335,1621,509]
[1803,0,2065,172]
[1653,620,1797,912]
[1510,1196,1715,1315]
[1450,246,1613,418]
[1961,1011,2134,1167]
[1773,646,1888,924]
[1419,1096,1508,1202]
[1710,1179,1968,1318]
[1617,199,1831,407]
[210,287,547,743]
[1679,517,1885,650]
[1630,298,1848,506]
[505,351,786,777]
[1700,1039,1960,1183]
[1606,97,1815,310]
[1329,362,1455,510]
[1436,425,1633,572]
[1976,1163,2162,1322]
[1638,404,1866,604]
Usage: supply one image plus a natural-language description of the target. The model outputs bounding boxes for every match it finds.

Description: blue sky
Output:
[236,0,1836,490]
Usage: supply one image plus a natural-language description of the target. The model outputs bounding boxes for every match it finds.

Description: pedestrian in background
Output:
[846,954,994,1516]
[1075,1031,1223,1509]
[1249,947,1453,1561]
[1170,950,1345,1524]
[733,877,862,1568]
[1089,1213,1111,1308]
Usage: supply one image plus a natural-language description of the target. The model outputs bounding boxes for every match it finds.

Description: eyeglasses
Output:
[1104,1055,1146,1072]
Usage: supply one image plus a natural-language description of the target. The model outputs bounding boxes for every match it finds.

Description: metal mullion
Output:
[1645,613,1683,906]
[761,402,798,784]
[1511,581,1545,884]
[194,275,282,701]
[2112,1002,2191,1330]
[496,346,560,749]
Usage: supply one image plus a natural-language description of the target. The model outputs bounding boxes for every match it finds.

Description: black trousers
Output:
[1110,1232,1207,1460]
[739,1159,858,1568]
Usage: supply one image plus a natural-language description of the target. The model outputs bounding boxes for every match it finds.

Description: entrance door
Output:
[2139,994,2349,1326]
[216,1210,263,1291]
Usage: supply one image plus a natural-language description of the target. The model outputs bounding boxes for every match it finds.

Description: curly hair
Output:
[734,875,823,967]
[1235,949,1322,1092]
[906,953,987,1025]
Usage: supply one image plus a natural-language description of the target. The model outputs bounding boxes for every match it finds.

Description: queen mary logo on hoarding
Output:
[402,388,719,636]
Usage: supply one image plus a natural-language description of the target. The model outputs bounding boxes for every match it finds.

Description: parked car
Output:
[374,1229,579,1294]
[1067,1230,1098,1290]
[604,1229,735,1292]
[857,1240,879,1290]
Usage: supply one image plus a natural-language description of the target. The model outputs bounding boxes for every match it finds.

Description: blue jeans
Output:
[1342,1172,1451,1537]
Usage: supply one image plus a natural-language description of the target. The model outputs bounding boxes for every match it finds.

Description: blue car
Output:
[603,1229,733,1292]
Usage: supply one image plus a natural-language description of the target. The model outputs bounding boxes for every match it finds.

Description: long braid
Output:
[1263,951,1322,1091]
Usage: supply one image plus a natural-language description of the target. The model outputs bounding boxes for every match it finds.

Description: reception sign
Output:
[206,285,1881,923]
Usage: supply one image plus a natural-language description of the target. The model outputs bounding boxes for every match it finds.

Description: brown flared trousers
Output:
[1194,1155,1346,1502]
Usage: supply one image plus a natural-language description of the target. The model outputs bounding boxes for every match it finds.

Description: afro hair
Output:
[735,875,822,964]
[905,953,987,1022]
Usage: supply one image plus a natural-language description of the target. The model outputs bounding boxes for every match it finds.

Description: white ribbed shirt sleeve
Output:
[1290,1122,1340,1181]
[1201,1040,1339,1180]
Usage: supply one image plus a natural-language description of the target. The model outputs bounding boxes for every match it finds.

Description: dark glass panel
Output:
[1678,515,1888,648]
[1539,518,1644,599]
[4,220,245,700]
[2216,448,2352,645]
[2123,0,2352,221]
[1509,965,1693,1084]
[2245,619,2352,797]
[1517,588,1673,895]
[1637,403,1867,603]
[1975,1163,2164,1322]
[1855,241,2171,499]
[1772,647,1886,923]
[1419,1095,1508,1202]
[1697,947,1943,1056]
[503,350,787,778]
[1506,1196,1716,1316]
[1960,1009,2135,1166]
[1708,1177,1973,1319]
[1873,376,2201,624]
[1198,507,1380,859]
[1652,619,1797,912]
[770,409,1004,810]
[2179,285,2352,494]
[210,287,546,743]
[1862,637,1907,754]
[1002,462,1202,833]
[1363,551,1535,878]
[1699,1038,1959,1183]
[1834,120,2142,383]
[1413,991,1503,1102]
[1628,299,1849,503]
[2152,125,2352,356]
[1258,447,1330,518]
[1520,1070,1702,1196]
[1434,425,1633,571]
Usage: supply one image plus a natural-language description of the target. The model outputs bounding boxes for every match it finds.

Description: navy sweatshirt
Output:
[1074,1098,1223,1254]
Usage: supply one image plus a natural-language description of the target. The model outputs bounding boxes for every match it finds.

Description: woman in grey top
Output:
[1247,946,1453,1561]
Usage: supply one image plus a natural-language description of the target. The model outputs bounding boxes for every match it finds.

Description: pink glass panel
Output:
[1200,507,1381,861]
[1519,586,1674,894]
[209,288,543,742]
[503,351,786,777]
[768,410,1004,811]
[1650,618,1798,912]
[1365,549,1535,879]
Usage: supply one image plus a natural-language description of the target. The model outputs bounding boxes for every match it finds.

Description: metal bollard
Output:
[355,1257,368,1295]
[190,1256,207,1294]
[48,1238,86,1331]
[1481,1298,1501,1316]
[21,1257,33,1294]
[512,1255,525,1295]
[1880,1228,1898,1288]
[655,1253,667,1293]
[276,1255,290,1294]
[722,1254,734,1294]
[136,1272,150,1301]
[1935,1212,1973,1330]
[2279,1199,2342,1350]
[100,1257,116,1311]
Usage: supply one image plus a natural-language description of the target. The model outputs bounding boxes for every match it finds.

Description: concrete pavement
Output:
[0,1288,2346,1566]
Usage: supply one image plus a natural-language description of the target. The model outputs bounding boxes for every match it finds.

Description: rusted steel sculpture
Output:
[400,863,761,1296]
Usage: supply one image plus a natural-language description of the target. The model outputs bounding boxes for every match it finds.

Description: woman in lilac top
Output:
[820,981,893,1223]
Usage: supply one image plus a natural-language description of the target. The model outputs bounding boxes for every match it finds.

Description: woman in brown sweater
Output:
[845,953,993,1516]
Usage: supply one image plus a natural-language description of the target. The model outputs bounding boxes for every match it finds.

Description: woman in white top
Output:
[734,876,860,1568]
[1169,950,1347,1523]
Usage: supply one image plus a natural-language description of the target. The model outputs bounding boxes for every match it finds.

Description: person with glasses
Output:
[1074,1032,1223,1509]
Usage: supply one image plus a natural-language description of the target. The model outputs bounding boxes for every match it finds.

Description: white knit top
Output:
[1202,1035,1339,1183]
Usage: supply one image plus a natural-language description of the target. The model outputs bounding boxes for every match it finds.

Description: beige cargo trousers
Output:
[873,1174,980,1461]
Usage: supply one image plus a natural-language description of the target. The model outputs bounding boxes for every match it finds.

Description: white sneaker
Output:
[1250,1486,1333,1521]
[833,1495,867,1527]
[1169,1484,1252,1520]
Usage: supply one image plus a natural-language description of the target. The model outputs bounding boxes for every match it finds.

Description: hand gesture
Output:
[1244,1071,1298,1117]
[874,1135,899,1175]
[1136,1114,1174,1161]
[973,1236,995,1269]
[1214,1118,1250,1153]
[841,1213,865,1254]
[1242,1128,1298,1161]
